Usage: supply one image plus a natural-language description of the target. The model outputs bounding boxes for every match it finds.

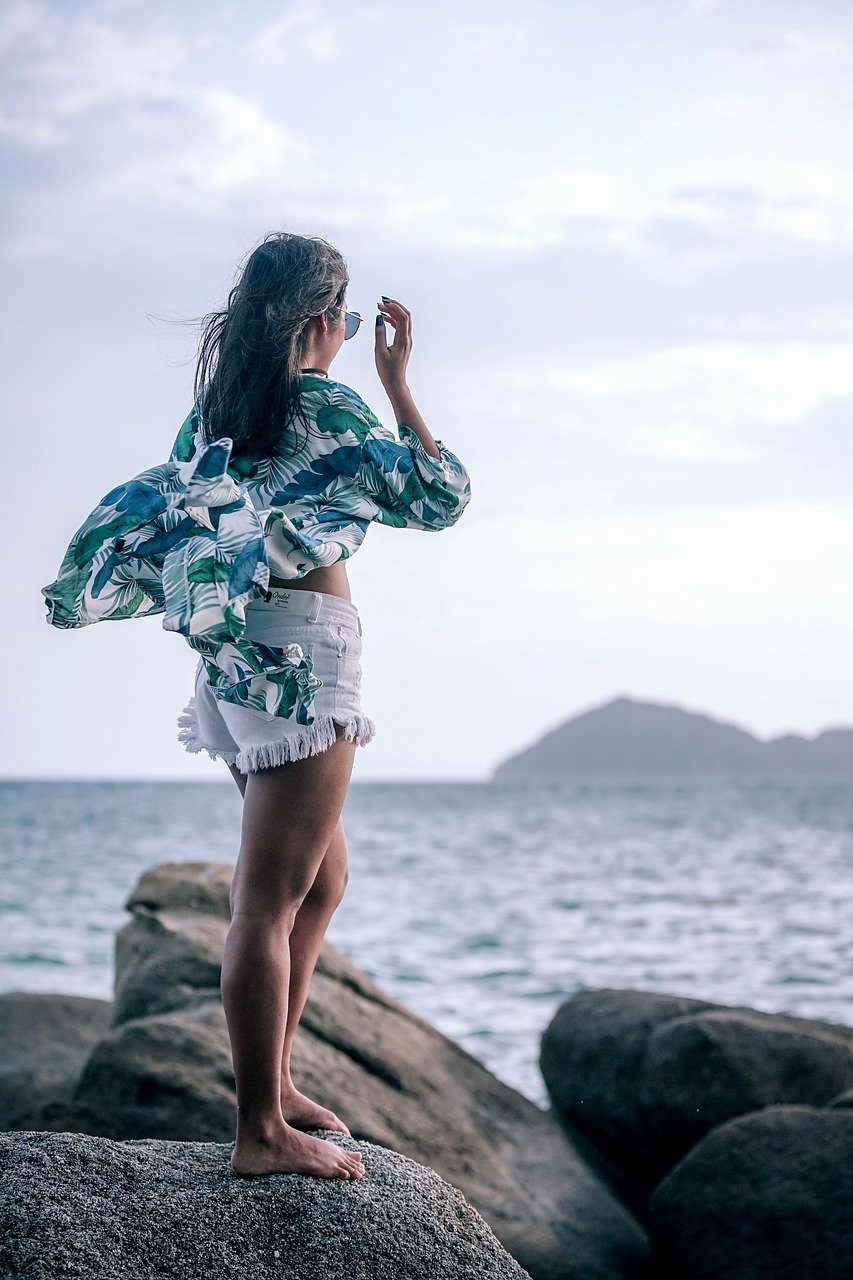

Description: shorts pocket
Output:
[331,623,363,693]
[213,640,324,724]
[329,621,361,656]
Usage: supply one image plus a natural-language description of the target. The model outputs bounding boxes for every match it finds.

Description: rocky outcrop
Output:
[112,860,233,1024]
[492,694,853,780]
[10,861,650,1280]
[539,987,853,1204]
[0,1129,531,1280]
[647,1105,853,1279]
[0,991,111,1129]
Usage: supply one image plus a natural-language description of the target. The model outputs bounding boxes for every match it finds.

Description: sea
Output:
[1,778,851,1110]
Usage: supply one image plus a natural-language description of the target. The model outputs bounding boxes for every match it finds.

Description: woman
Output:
[171,232,472,1179]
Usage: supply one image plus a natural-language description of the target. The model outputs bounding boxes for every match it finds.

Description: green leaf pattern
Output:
[42,376,471,726]
[168,375,473,570]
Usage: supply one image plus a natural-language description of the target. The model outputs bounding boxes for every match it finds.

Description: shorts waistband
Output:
[245,587,360,629]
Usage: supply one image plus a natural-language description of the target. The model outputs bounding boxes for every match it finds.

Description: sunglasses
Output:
[344,310,363,340]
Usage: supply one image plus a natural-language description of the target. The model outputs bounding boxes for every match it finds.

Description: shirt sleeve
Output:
[350,396,472,532]
[169,408,202,463]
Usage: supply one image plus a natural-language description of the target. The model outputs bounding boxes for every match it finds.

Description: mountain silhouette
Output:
[491,695,853,781]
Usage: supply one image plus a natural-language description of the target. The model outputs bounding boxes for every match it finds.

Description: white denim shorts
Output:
[176,587,376,773]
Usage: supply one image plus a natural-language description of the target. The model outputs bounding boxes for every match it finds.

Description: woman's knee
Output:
[228,889,304,931]
[303,820,349,908]
[229,752,354,919]
[303,864,348,914]
[228,851,317,922]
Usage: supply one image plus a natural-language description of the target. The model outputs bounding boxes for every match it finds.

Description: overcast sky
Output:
[5,0,853,780]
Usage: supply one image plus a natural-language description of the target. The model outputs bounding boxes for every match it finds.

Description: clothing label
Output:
[265,587,304,610]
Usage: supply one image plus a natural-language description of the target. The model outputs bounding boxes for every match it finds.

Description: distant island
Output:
[491,695,853,782]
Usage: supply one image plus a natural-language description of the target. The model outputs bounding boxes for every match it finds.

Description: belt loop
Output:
[307,592,322,623]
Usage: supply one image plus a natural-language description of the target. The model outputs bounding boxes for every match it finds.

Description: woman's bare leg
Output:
[221,732,364,1178]
[278,816,351,1129]
[225,764,352,1133]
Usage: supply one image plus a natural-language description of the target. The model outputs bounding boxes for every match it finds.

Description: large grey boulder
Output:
[0,1129,532,1280]
[540,988,853,1199]
[647,1105,853,1279]
[11,861,650,1280]
[0,991,111,1129]
[112,861,233,1024]
[10,863,236,1141]
[25,1000,235,1141]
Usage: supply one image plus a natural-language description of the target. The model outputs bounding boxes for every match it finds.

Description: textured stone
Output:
[540,987,853,1200]
[11,861,650,1280]
[0,991,111,1129]
[647,1105,853,1279]
[0,1129,532,1280]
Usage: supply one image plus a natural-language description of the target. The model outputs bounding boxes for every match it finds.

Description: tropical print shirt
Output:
[41,438,270,642]
[167,373,472,721]
[42,373,472,724]
[167,372,472,578]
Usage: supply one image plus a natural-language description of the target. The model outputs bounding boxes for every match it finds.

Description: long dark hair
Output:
[193,232,349,460]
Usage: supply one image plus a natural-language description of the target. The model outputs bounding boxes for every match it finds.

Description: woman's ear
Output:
[304,312,327,340]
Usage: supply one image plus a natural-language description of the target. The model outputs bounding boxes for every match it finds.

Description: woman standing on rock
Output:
[170,232,472,1179]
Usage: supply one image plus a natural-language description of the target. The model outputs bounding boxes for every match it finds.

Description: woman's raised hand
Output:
[375,297,412,391]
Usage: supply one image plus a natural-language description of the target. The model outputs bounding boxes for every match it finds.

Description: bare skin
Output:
[267,295,437,601]
[226,760,354,1137]
[222,731,366,1179]
[220,293,437,1178]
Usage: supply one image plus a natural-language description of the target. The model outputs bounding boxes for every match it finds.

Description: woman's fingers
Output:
[376,298,412,383]
[381,296,410,315]
[378,298,411,325]
[379,306,411,349]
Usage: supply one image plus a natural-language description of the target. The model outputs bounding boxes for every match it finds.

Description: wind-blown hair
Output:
[193,232,349,460]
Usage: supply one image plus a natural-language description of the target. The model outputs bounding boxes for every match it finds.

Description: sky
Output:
[4,0,853,781]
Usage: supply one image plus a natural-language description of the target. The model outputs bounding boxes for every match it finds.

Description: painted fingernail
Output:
[381,295,390,301]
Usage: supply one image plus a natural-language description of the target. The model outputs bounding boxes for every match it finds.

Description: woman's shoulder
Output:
[312,375,374,414]
[306,376,384,442]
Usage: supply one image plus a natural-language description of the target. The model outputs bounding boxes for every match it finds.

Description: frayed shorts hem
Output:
[177,696,377,773]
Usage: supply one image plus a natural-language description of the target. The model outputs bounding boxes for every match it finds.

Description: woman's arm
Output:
[376,298,440,459]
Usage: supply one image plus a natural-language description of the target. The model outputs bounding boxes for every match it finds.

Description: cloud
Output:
[0,1,185,145]
[0,3,354,259]
[726,30,852,68]
[492,503,853,627]
[240,0,347,65]
[4,2,853,288]
[4,0,851,513]
[535,340,853,425]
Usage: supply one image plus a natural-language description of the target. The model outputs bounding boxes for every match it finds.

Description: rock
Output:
[112,861,233,1024]
[0,1129,532,1280]
[12,861,650,1280]
[641,1006,853,1178]
[0,991,111,1129]
[539,988,716,1201]
[540,988,853,1200]
[647,1105,853,1279]
[19,1001,235,1142]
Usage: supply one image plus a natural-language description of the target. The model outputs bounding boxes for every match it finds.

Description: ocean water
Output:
[1,778,851,1109]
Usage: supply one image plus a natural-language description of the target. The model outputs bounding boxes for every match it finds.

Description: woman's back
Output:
[169,370,472,590]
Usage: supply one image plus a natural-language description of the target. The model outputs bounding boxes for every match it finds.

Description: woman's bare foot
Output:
[231,1119,365,1179]
[281,1084,351,1136]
